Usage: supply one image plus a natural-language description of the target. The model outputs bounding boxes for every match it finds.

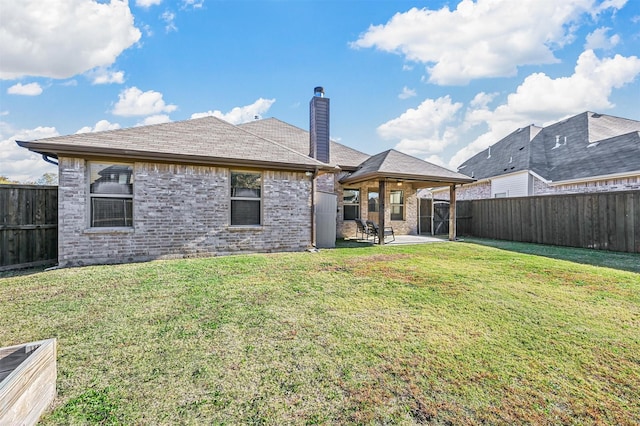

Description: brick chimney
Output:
[310,86,330,163]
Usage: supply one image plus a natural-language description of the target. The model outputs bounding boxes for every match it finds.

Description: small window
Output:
[231,171,262,226]
[343,188,360,220]
[494,192,507,198]
[368,190,379,213]
[89,162,134,227]
[390,190,404,221]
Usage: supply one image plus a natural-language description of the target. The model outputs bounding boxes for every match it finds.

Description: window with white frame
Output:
[390,190,404,220]
[231,171,262,226]
[89,162,134,227]
[343,188,360,220]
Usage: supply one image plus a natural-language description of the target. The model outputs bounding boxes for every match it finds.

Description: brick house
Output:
[428,112,640,201]
[17,88,473,267]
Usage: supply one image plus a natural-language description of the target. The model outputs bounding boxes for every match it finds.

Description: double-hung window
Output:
[231,171,262,226]
[390,190,404,221]
[343,188,360,220]
[89,162,134,227]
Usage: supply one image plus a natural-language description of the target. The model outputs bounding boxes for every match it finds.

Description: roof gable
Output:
[458,125,540,180]
[457,112,640,182]
[341,149,475,185]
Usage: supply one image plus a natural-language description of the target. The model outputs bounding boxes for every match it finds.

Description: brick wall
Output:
[428,181,491,201]
[431,175,640,200]
[58,157,312,267]
[533,175,640,195]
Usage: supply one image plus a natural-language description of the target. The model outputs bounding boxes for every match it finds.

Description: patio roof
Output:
[339,149,475,187]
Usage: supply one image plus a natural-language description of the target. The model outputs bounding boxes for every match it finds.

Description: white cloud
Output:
[469,92,498,109]
[0,0,141,80]
[137,114,172,126]
[0,125,59,182]
[112,87,177,117]
[61,80,78,87]
[351,0,626,85]
[377,96,462,157]
[76,120,121,134]
[585,27,620,50]
[141,24,154,37]
[191,98,276,124]
[88,67,125,85]
[447,49,640,168]
[162,11,177,32]
[424,154,449,169]
[182,0,204,9]
[136,0,162,8]
[398,86,416,99]
[7,82,43,96]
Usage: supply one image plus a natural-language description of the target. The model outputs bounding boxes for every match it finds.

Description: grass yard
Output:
[1,242,639,425]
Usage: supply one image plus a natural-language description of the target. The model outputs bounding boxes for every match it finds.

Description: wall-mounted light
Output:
[305,171,313,177]
[396,181,403,186]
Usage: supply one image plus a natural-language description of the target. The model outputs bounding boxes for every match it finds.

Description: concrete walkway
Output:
[344,234,450,246]
[386,234,449,245]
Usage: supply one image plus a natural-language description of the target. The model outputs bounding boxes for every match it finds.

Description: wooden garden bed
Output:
[0,338,57,426]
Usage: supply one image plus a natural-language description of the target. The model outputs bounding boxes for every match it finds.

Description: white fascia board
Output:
[528,170,549,184]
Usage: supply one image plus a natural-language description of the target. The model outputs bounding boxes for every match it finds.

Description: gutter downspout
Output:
[310,168,319,248]
[42,154,58,166]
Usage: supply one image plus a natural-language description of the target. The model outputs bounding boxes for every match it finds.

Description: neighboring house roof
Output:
[458,112,640,183]
[239,118,370,170]
[16,116,333,172]
[341,149,475,186]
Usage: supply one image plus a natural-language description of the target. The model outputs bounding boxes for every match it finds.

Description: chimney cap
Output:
[314,86,324,97]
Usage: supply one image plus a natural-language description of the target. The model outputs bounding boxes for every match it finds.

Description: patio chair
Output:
[366,220,395,243]
[355,218,371,240]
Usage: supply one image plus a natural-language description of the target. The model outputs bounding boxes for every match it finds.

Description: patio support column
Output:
[449,184,456,241]
[378,180,386,245]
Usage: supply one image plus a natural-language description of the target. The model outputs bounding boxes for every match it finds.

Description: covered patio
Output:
[339,150,475,244]
[342,233,450,246]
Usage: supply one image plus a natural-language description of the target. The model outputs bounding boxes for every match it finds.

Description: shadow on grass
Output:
[464,238,640,274]
[0,265,54,279]
[334,238,375,249]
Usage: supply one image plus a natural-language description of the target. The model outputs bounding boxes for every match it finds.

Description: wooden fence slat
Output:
[456,190,639,253]
[0,185,57,269]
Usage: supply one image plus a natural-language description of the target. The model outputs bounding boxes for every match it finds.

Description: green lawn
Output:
[1,242,639,425]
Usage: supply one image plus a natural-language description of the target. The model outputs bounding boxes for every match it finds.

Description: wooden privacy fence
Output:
[0,185,58,271]
[422,190,639,253]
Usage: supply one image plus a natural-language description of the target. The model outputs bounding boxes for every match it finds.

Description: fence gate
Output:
[1,184,58,271]
[315,191,336,248]
[419,198,431,234]
[433,201,450,235]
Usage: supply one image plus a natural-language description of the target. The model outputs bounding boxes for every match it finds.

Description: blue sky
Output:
[1,0,639,182]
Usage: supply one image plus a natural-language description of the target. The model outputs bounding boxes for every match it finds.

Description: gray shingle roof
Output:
[17,114,479,186]
[458,112,640,182]
[239,118,370,169]
[341,149,475,185]
[17,116,331,171]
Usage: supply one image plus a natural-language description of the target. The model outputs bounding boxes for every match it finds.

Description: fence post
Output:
[449,185,456,241]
